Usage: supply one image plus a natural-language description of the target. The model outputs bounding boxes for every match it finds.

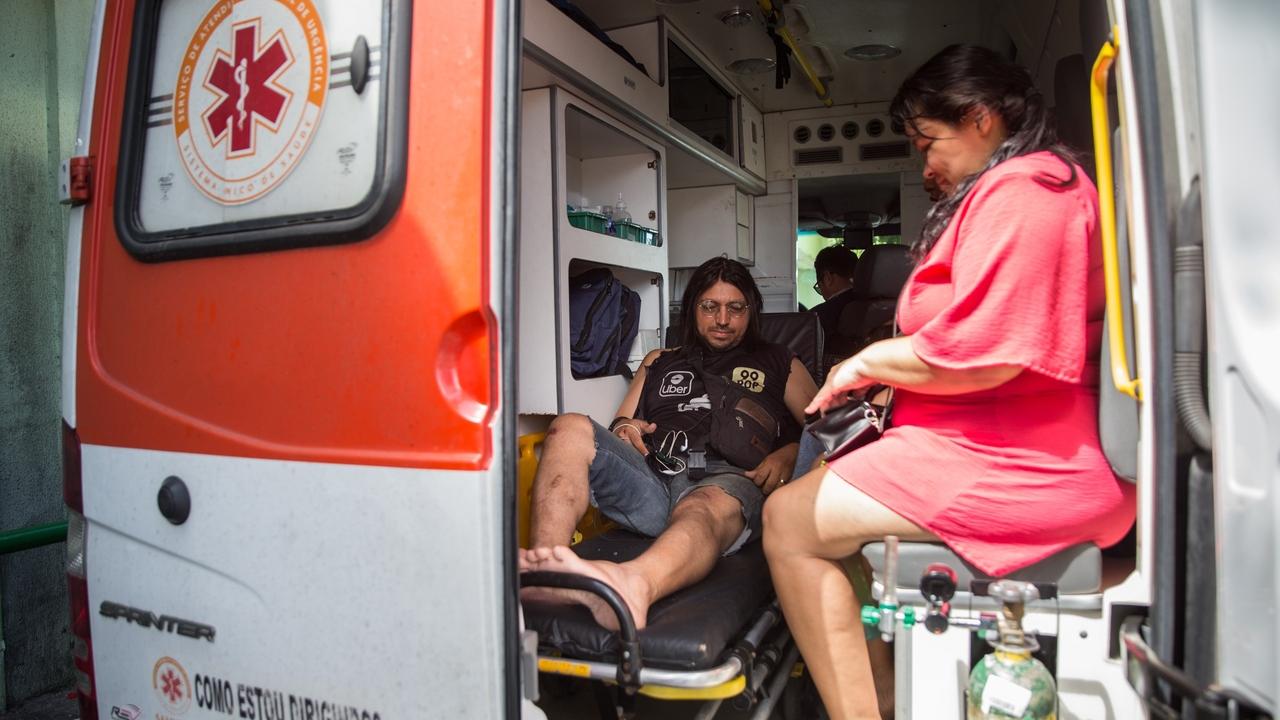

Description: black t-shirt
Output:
[636,340,799,454]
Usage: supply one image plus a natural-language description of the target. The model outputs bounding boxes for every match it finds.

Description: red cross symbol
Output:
[203,19,293,156]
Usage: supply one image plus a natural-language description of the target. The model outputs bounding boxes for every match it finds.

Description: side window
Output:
[116,0,409,260]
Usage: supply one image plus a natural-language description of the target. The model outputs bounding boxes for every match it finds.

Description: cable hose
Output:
[1174,352,1211,450]
[1172,180,1211,451]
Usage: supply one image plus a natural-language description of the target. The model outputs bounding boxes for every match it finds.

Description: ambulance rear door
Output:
[66,0,519,717]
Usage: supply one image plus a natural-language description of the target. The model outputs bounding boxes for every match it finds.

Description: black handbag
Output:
[806,386,893,461]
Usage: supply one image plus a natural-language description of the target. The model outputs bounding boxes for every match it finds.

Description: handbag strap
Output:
[687,347,730,412]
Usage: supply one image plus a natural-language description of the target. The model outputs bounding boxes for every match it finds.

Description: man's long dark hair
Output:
[890,44,1078,259]
[679,257,764,349]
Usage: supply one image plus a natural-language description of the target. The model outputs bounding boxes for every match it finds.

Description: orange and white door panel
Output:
[62,0,519,717]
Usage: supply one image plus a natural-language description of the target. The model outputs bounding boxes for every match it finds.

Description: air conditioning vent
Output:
[866,118,885,137]
[859,141,910,161]
[817,123,835,142]
[793,125,811,144]
[841,121,859,139]
[795,147,844,165]
[890,116,906,135]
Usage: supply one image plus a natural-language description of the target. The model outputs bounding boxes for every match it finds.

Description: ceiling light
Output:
[727,57,776,75]
[720,8,753,27]
[843,44,902,61]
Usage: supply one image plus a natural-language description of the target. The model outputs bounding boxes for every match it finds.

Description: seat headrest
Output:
[852,245,914,300]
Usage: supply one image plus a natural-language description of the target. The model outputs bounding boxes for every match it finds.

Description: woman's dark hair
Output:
[680,257,764,348]
[890,44,1078,259]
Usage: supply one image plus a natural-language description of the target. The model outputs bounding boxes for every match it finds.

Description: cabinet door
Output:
[739,97,765,178]
[668,185,735,267]
[736,223,754,265]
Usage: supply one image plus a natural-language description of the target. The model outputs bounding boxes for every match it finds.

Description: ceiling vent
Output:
[817,123,835,142]
[793,125,811,144]
[795,147,844,165]
[859,141,910,161]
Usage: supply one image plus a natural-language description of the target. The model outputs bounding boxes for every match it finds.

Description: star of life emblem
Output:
[174,0,328,205]
[152,656,192,715]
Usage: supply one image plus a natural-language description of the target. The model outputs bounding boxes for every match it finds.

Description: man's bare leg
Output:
[525,486,745,630]
[525,413,597,564]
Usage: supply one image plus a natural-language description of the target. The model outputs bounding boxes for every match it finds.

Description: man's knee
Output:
[545,413,595,454]
[674,486,745,533]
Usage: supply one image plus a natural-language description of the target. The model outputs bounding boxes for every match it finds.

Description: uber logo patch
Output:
[732,367,766,393]
[659,370,693,397]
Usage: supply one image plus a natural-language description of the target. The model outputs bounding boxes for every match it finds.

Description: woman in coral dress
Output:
[762,44,1135,719]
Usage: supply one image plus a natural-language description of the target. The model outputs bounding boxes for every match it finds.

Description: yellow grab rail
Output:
[1090,29,1142,401]
[757,0,833,107]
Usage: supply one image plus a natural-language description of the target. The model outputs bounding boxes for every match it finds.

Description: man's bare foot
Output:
[520,545,654,630]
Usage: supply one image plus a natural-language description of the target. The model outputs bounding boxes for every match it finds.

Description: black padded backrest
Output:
[1054,54,1095,179]
[759,312,824,383]
[666,312,825,383]
[836,244,913,346]
[852,244,913,300]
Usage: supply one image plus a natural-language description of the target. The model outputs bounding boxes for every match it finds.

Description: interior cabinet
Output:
[518,87,668,424]
[667,185,754,268]
[739,96,765,179]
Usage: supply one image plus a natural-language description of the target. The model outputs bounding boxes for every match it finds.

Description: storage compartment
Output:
[668,185,754,268]
[518,87,668,423]
[605,19,663,85]
[666,29,737,162]
[564,104,662,246]
[522,0,667,122]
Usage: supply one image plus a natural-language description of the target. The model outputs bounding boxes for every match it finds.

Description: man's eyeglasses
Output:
[696,300,749,317]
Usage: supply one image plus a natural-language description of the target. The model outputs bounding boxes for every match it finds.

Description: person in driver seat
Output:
[810,244,860,343]
[520,257,818,630]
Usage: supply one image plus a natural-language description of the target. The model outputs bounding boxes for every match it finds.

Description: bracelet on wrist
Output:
[609,416,630,432]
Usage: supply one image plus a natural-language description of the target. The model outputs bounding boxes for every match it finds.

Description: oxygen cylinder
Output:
[966,580,1057,719]
[966,644,1057,719]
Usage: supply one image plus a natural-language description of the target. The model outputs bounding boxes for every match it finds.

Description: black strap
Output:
[765,10,792,90]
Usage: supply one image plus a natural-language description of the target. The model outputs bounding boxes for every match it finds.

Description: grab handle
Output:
[1091,29,1142,401]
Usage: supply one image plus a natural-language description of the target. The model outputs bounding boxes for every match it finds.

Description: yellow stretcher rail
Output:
[1090,29,1142,401]
[636,674,746,701]
[757,0,833,107]
[536,658,748,700]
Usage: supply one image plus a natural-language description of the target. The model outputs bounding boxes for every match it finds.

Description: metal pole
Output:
[0,522,68,556]
[749,645,800,720]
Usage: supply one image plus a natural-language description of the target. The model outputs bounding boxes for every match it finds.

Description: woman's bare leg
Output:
[763,467,933,720]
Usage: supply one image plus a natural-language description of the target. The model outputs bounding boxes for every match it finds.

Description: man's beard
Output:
[700,328,744,352]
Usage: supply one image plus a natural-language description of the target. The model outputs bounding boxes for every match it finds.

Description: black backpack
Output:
[568,268,641,378]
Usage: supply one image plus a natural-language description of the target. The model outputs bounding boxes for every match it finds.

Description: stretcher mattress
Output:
[523,530,774,670]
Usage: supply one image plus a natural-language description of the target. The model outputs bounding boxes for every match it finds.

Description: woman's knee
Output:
[762,482,808,556]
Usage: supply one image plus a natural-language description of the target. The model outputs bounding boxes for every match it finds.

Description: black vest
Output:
[637,340,797,453]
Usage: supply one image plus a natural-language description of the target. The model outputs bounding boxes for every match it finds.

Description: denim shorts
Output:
[587,422,763,555]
